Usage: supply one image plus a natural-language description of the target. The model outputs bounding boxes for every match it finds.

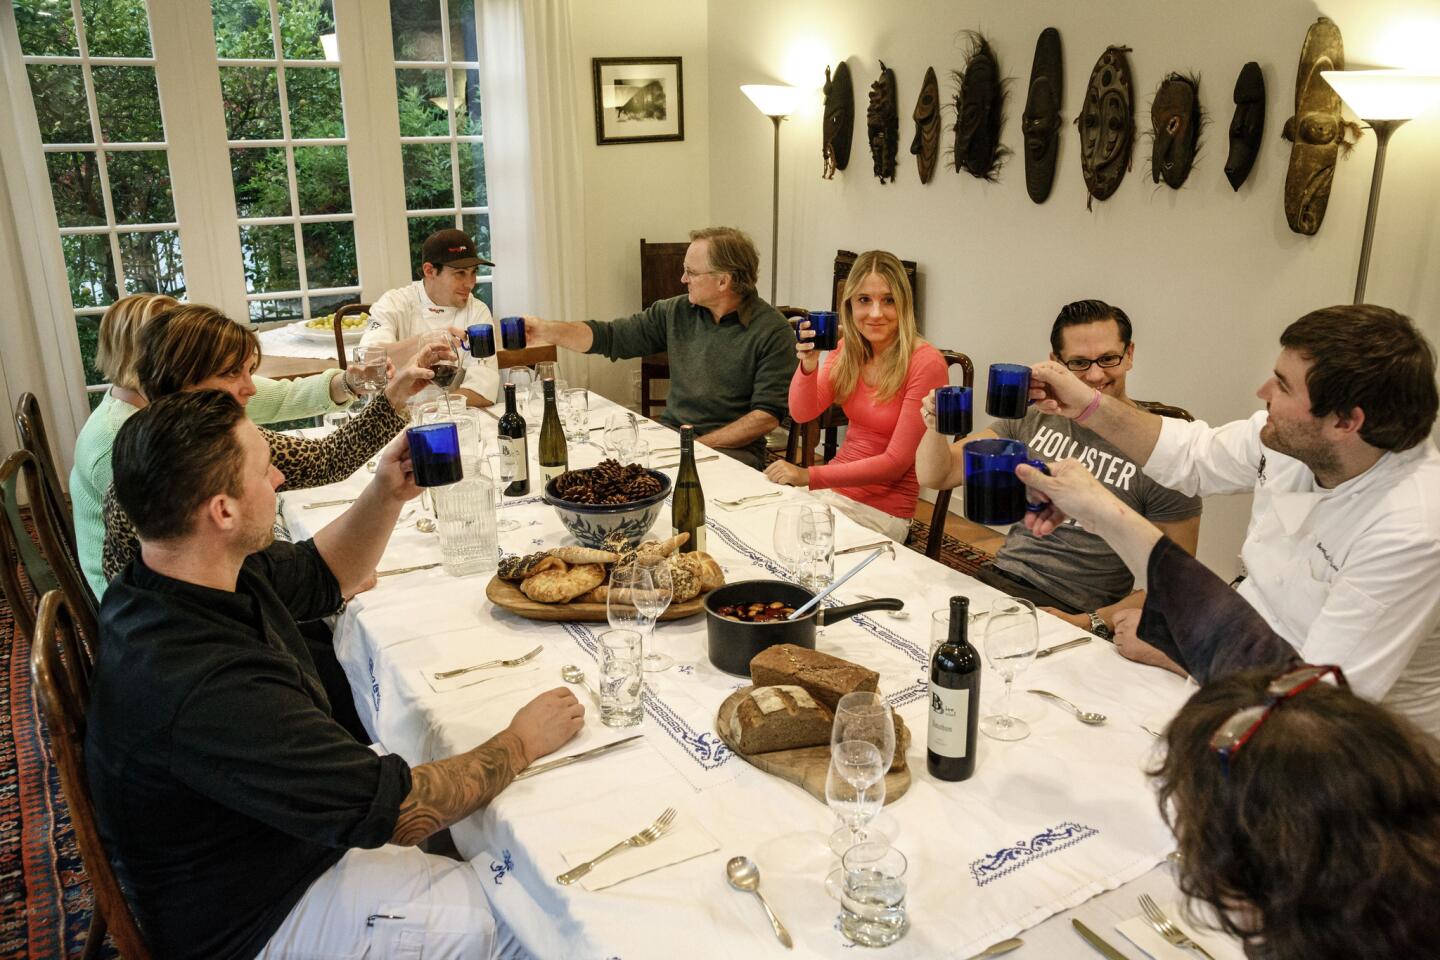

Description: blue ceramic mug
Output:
[934,386,973,436]
[962,438,1049,525]
[798,311,839,351]
[462,323,495,359]
[986,364,1033,419]
[500,316,527,351]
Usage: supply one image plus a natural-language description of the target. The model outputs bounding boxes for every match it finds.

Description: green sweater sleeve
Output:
[584,301,671,361]
[248,373,346,425]
[748,318,799,422]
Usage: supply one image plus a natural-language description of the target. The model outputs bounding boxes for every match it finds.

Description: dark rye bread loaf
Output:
[749,643,879,712]
[727,685,834,754]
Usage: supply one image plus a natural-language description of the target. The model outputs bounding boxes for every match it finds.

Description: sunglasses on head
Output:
[1209,664,1348,777]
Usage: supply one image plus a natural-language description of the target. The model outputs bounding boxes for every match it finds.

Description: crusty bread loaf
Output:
[727,685,834,754]
[749,644,879,712]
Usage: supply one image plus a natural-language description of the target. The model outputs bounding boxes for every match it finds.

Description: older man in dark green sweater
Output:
[524,226,796,469]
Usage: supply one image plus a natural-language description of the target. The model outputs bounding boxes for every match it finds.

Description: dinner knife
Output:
[376,561,442,578]
[1072,919,1131,960]
[513,735,644,780]
[1036,637,1092,658]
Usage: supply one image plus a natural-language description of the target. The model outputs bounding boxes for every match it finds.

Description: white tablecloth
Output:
[258,321,352,361]
[283,395,1225,960]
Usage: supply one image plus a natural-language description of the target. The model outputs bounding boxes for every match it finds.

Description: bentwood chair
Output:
[331,302,372,370]
[31,590,152,960]
[637,239,688,419]
[924,349,975,559]
[14,392,78,567]
[0,450,59,646]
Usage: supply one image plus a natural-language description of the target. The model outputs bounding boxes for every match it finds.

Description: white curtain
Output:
[477,0,592,387]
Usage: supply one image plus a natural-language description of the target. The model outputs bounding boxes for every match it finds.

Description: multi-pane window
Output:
[391,0,491,308]
[17,0,181,399]
[212,0,359,324]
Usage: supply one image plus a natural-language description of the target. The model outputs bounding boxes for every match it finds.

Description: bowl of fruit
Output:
[291,311,370,344]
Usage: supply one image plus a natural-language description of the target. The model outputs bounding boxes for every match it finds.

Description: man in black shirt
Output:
[89,390,583,958]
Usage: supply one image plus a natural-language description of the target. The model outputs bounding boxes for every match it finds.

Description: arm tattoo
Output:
[389,730,527,846]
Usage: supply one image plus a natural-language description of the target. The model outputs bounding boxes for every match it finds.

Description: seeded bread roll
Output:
[728,685,834,754]
[749,644,879,712]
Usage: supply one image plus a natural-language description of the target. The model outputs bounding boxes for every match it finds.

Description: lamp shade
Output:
[1321,69,1440,121]
[741,84,803,118]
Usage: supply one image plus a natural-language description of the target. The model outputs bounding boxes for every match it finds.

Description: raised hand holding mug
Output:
[962,439,1050,525]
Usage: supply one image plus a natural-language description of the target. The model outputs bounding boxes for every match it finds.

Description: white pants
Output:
[258,845,528,959]
[810,488,912,543]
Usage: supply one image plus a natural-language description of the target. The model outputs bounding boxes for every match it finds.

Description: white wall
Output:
[705,0,1440,577]
[567,0,711,404]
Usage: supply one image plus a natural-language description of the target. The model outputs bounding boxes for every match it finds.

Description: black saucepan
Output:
[704,579,904,676]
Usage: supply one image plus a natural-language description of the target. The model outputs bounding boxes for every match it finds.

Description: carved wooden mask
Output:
[1224,62,1266,191]
[1077,45,1135,208]
[822,61,854,179]
[1021,27,1063,203]
[1150,73,1201,189]
[952,33,1004,180]
[911,66,941,184]
[1281,18,1354,235]
[868,61,899,184]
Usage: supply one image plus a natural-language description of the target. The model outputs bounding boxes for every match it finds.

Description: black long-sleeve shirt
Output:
[87,541,413,959]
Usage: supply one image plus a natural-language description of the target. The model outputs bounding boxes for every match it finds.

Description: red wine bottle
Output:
[497,382,529,496]
[928,595,981,781]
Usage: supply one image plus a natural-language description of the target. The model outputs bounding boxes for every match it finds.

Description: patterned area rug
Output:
[905,517,995,578]
[0,571,114,958]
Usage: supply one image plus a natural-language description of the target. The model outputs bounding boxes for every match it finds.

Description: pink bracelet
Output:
[1075,388,1103,423]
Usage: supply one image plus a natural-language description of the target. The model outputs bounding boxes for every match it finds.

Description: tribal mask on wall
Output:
[1021,27,1063,203]
[868,61,899,184]
[951,32,1005,180]
[1077,45,1135,208]
[1281,18,1359,235]
[1224,62,1266,191]
[1150,73,1201,189]
[911,66,941,184]
[822,61,854,179]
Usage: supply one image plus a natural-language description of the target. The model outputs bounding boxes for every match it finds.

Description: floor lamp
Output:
[741,84,802,304]
[1320,70,1440,304]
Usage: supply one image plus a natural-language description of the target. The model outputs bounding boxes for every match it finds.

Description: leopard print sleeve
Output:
[267,394,408,491]
[101,484,140,584]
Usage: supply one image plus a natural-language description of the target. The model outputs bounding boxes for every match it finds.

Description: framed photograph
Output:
[592,57,684,145]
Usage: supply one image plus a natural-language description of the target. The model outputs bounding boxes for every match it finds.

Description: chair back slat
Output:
[31,590,152,958]
[1,451,59,644]
[332,302,371,370]
[14,392,78,567]
[925,349,976,559]
[22,452,101,658]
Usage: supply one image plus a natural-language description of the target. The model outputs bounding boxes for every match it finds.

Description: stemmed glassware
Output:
[636,563,674,671]
[420,329,462,414]
[980,597,1040,741]
[607,563,672,672]
[484,450,519,532]
[350,345,388,410]
[772,503,805,575]
[603,412,640,461]
[824,740,887,896]
[828,692,895,855]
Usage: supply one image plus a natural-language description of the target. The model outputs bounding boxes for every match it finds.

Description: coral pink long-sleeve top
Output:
[789,341,948,519]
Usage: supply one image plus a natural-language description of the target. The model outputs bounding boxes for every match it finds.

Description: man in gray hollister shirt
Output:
[916,300,1202,638]
[522,226,796,469]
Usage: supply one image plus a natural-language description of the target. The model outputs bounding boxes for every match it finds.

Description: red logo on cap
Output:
[448,245,468,253]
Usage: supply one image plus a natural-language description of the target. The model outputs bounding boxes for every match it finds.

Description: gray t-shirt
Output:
[990,407,1203,611]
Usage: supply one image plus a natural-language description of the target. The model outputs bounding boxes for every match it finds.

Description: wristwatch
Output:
[1087,612,1114,641]
[339,369,361,402]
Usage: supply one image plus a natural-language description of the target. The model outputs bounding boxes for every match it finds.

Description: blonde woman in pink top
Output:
[765,250,948,541]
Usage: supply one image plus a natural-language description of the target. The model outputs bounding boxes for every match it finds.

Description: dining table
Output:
[280,390,1244,960]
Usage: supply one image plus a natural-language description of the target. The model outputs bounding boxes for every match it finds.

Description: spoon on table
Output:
[726,857,792,949]
[857,594,909,620]
[965,938,1024,960]
[1026,689,1107,725]
[560,664,601,708]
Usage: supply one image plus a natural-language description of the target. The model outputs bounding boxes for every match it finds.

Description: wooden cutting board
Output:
[485,576,708,622]
[715,686,911,805]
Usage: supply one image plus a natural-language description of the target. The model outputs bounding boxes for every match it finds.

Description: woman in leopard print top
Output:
[99,304,447,585]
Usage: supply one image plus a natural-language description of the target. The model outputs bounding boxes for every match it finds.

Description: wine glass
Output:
[980,598,1040,741]
[772,503,805,574]
[603,412,639,461]
[350,345,388,408]
[533,360,561,384]
[831,692,896,772]
[421,330,462,413]
[607,563,653,637]
[797,505,835,590]
[485,451,519,532]
[636,563,674,672]
[824,740,887,892]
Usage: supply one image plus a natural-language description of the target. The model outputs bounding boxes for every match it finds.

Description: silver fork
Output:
[715,491,783,508]
[556,808,677,885]
[432,645,543,680]
[1139,893,1215,959]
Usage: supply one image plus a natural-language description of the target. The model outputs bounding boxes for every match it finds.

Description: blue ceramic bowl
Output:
[543,468,672,549]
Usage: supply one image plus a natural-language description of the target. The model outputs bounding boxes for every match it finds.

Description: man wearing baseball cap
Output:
[360,227,500,406]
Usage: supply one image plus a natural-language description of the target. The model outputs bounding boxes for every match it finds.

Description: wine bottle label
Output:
[539,463,565,485]
[928,684,971,758]
[674,526,706,552]
[499,437,527,482]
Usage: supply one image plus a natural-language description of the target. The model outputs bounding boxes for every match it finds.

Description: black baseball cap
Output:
[422,228,494,269]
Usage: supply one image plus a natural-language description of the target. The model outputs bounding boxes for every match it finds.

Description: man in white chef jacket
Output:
[361,228,501,407]
[1027,304,1440,738]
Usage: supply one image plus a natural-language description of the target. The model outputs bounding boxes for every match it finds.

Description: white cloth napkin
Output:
[1116,902,1247,960]
[422,663,540,694]
[560,813,719,891]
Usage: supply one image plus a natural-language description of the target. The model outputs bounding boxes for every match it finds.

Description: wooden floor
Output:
[913,497,1006,556]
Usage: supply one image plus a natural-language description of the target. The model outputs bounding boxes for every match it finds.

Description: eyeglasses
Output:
[681,266,719,280]
[1061,352,1128,372]
[1209,664,1348,776]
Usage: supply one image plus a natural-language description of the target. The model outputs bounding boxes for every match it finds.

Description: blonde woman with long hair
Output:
[764,250,948,540]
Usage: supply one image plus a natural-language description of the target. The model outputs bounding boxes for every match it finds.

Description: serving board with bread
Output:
[486,577,707,622]
[715,644,911,805]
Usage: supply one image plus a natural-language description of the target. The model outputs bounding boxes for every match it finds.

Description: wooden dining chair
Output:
[22,447,101,651]
[498,342,559,370]
[924,349,976,560]
[31,590,153,960]
[637,239,688,419]
[331,302,372,369]
[0,450,60,646]
[14,391,78,567]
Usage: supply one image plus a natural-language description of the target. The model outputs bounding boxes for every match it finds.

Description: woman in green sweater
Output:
[72,296,405,597]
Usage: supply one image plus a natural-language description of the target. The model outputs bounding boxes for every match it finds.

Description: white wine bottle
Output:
[537,377,568,487]
[671,425,706,553]
[928,595,981,781]
[497,381,529,496]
